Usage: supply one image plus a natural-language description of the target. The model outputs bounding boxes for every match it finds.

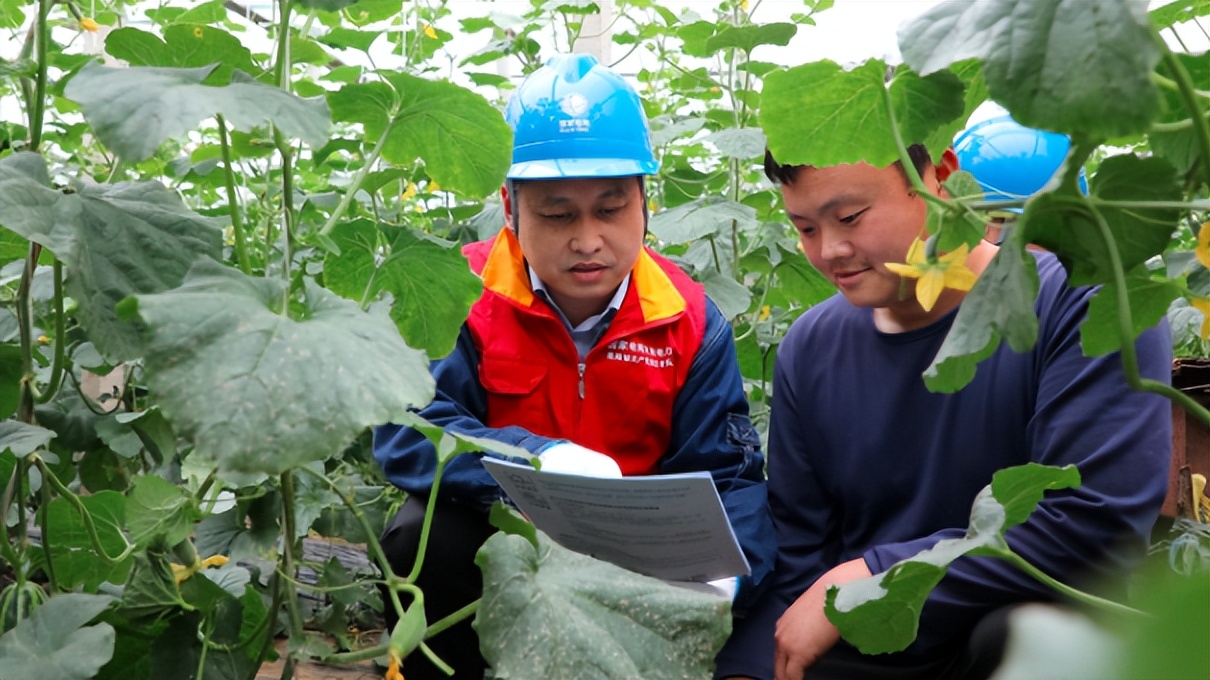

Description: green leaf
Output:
[702,127,766,160]
[126,259,433,475]
[1081,267,1181,357]
[704,22,797,54]
[42,491,132,590]
[0,593,115,680]
[324,220,481,358]
[0,0,25,29]
[649,196,756,244]
[488,501,538,550]
[760,60,964,169]
[0,153,223,361]
[344,0,406,27]
[65,64,330,162]
[104,25,262,83]
[173,0,226,25]
[1022,156,1181,287]
[676,21,717,58]
[898,0,1162,138]
[296,0,360,10]
[766,245,835,309]
[700,270,752,321]
[0,421,56,457]
[990,463,1080,529]
[317,27,381,53]
[382,72,511,199]
[476,531,731,679]
[126,475,201,549]
[291,466,340,539]
[1150,52,1209,179]
[828,492,1009,654]
[118,549,190,626]
[935,170,988,251]
[924,236,1040,393]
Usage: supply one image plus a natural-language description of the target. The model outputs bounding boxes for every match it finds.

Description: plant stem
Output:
[277,472,307,646]
[33,260,65,404]
[274,128,296,314]
[273,0,294,91]
[35,456,137,563]
[1001,550,1145,618]
[27,0,51,151]
[15,244,38,423]
[38,467,59,592]
[424,599,478,639]
[318,118,395,238]
[1157,36,1210,187]
[1080,198,1210,425]
[217,114,253,275]
[408,459,448,583]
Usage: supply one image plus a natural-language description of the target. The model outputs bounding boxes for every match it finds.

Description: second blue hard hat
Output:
[953,102,1087,213]
[504,53,659,180]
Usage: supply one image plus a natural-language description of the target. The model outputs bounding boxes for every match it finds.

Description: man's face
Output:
[780,162,939,315]
[506,177,645,326]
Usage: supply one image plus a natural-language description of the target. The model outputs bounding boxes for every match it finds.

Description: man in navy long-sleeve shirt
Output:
[715,142,1171,680]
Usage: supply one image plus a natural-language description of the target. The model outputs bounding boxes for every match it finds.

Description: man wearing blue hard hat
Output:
[374,53,775,679]
[953,102,1088,244]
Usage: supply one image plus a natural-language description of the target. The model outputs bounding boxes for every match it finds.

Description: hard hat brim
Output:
[507,157,659,180]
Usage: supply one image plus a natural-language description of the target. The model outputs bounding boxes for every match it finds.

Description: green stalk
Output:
[424,599,478,639]
[408,457,449,583]
[38,471,58,592]
[1075,197,1210,425]
[33,260,65,404]
[418,640,456,675]
[0,464,25,576]
[277,473,307,646]
[217,115,253,275]
[273,0,294,91]
[317,118,396,238]
[274,128,296,314]
[1156,36,1210,187]
[35,456,137,563]
[1001,550,1145,618]
[27,0,51,151]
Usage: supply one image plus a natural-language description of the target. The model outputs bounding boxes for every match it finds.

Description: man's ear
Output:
[935,148,959,183]
[501,185,514,225]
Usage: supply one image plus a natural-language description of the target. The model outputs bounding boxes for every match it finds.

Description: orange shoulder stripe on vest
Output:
[633,248,686,323]
[478,228,535,307]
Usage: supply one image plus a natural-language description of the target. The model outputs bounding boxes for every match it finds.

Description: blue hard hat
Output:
[505,53,659,180]
[953,103,1087,212]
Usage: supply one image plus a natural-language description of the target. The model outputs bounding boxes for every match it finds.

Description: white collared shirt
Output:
[528,266,630,359]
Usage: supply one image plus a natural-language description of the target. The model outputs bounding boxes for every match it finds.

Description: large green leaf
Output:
[104,25,262,82]
[123,259,433,475]
[898,0,1162,138]
[1022,155,1181,287]
[323,220,481,358]
[0,421,56,457]
[702,128,766,160]
[330,76,510,199]
[118,549,189,627]
[1080,266,1181,357]
[760,60,964,169]
[476,531,731,679]
[42,491,132,590]
[648,196,757,245]
[126,475,201,549]
[0,153,222,361]
[64,64,330,162]
[826,464,1080,654]
[923,234,1040,393]
[704,22,797,54]
[1149,52,1209,179]
[766,245,836,309]
[700,270,752,321]
[0,593,115,680]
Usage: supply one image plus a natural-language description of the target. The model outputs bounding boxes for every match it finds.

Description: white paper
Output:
[482,457,750,582]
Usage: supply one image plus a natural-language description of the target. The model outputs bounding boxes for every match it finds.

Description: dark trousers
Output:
[803,604,1017,680]
[380,497,498,680]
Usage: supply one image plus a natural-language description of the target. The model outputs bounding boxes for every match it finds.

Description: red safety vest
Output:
[462,229,707,475]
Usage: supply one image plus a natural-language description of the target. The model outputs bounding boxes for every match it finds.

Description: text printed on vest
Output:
[604,340,674,368]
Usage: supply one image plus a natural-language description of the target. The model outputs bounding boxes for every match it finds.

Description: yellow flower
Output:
[400,182,417,200]
[171,554,230,584]
[741,0,749,9]
[427,179,440,192]
[1192,297,1210,339]
[37,335,50,344]
[423,24,438,39]
[758,305,771,321]
[1196,222,1210,270]
[385,654,405,680]
[80,17,99,32]
[884,237,977,312]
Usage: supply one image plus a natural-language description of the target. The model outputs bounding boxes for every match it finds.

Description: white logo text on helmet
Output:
[558,93,591,133]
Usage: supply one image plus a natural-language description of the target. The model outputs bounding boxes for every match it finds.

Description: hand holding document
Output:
[481,457,750,584]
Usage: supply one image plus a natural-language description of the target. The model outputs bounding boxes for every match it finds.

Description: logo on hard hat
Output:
[558,93,591,133]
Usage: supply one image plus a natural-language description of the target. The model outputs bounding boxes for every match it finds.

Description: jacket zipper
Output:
[578,362,586,399]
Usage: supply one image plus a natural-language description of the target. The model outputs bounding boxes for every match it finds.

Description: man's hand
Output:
[774,557,872,680]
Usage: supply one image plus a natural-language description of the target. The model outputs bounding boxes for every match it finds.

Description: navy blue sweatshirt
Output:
[716,252,1172,678]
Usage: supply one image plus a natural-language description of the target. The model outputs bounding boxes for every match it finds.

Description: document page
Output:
[481,457,750,582]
